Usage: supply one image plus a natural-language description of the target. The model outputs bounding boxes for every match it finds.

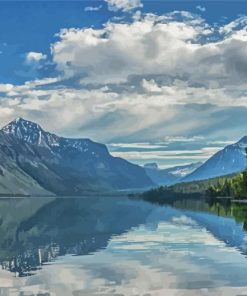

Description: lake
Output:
[0,196,247,295]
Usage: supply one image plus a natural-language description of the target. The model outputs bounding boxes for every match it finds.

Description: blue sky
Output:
[1,1,246,84]
[0,0,247,168]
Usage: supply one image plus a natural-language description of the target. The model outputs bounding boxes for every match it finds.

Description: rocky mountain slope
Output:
[144,162,202,186]
[183,137,247,182]
[0,118,153,195]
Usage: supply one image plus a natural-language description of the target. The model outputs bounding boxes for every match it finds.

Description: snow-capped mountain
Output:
[183,137,247,182]
[2,117,59,147]
[165,162,203,178]
[144,162,202,186]
[2,118,102,152]
[0,118,153,195]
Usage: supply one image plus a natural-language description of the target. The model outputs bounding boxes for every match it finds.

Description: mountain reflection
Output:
[1,196,247,278]
[0,197,154,276]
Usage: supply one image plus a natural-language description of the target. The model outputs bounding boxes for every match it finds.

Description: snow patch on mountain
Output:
[183,137,247,182]
[144,162,203,186]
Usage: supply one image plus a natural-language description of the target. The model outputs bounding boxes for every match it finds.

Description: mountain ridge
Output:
[183,138,247,182]
[0,118,154,195]
[144,162,203,186]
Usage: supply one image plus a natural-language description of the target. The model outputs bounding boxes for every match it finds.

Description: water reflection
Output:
[0,197,155,277]
[150,195,247,233]
[1,196,247,295]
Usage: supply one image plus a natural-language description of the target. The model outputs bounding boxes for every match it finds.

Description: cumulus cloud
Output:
[0,84,14,93]
[25,52,47,64]
[24,52,48,78]
[105,0,143,12]
[0,11,247,150]
[51,12,247,90]
[141,79,176,95]
[142,79,163,93]
[52,13,203,84]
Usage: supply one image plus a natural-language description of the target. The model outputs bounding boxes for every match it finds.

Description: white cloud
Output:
[25,52,47,63]
[219,16,247,35]
[142,79,163,93]
[196,5,206,12]
[51,12,247,90]
[110,147,222,160]
[0,73,246,143]
[0,12,247,149]
[52,14,205,84]
[0,84,13,93]
[162,136,205,143]
[109,142,167,149]
[84,5,102,12]
[105,0,143,12]
[142,79,176,95]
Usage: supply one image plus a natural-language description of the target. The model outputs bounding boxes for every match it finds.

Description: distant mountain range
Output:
[183,137,247,182]
[144,162,202,186]
[0,118,154,195]
[1,118,246,196]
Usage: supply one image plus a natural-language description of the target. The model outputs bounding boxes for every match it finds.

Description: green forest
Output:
[206,170,247,199]
[142,170,247,202]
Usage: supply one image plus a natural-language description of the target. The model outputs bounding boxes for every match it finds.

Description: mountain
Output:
[0,118,153,195]
[183,137,247,182]
[144,162,202,186]
[163,162,203,178]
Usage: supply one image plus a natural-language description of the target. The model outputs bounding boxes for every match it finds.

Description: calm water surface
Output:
[0,196,247,295]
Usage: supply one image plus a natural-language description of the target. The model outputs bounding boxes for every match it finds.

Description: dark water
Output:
[0,196,247,295]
